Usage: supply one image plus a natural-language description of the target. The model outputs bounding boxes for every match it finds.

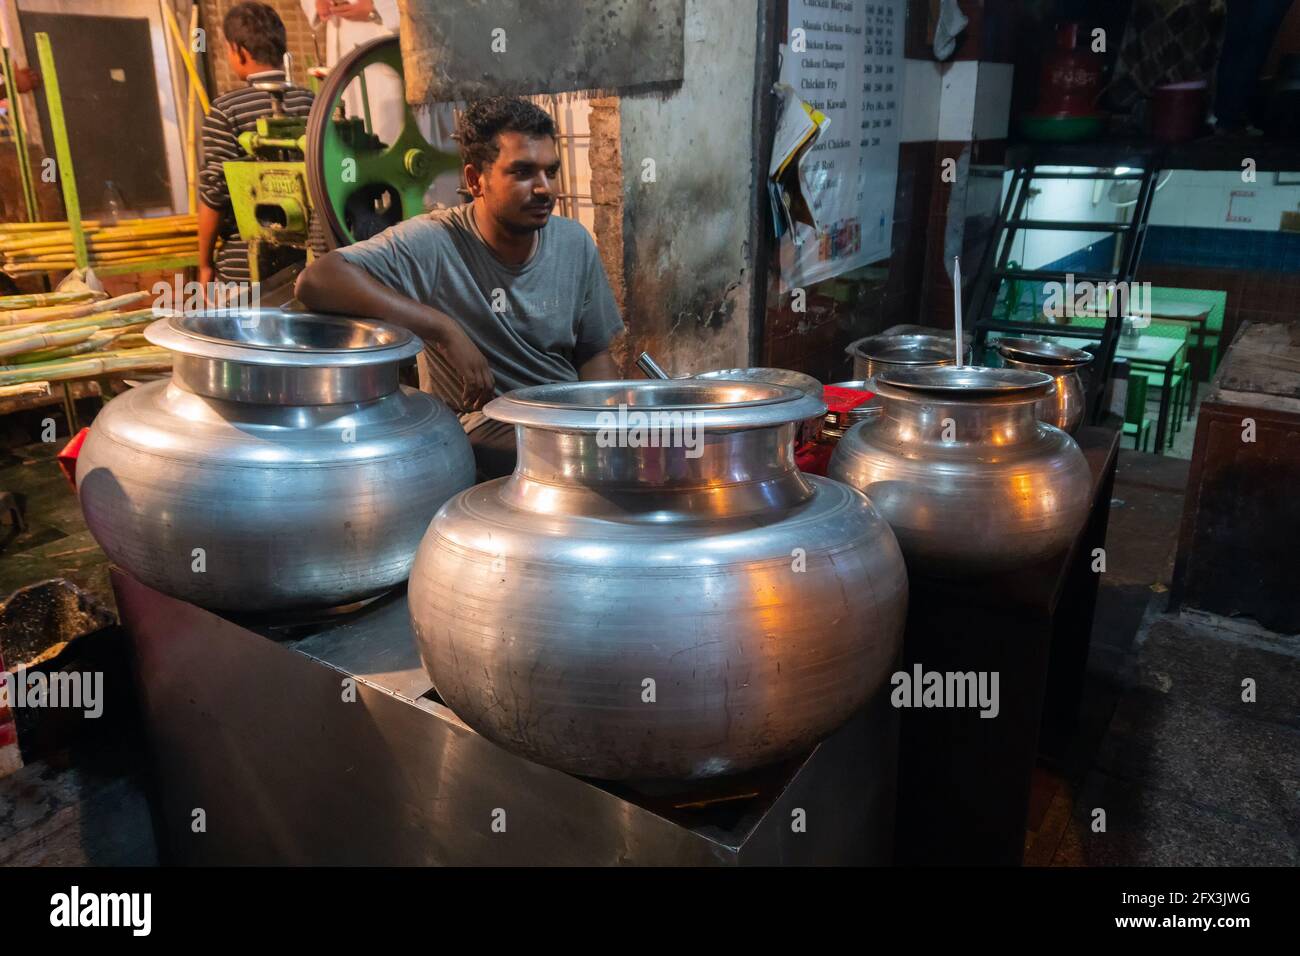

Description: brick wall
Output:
[199,0,317,95]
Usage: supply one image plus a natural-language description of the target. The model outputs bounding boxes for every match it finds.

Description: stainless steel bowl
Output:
[846,333,968,381]
[995,337,1093,434]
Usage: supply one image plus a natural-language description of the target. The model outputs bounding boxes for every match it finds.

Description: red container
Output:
[1151,81,1207,142]
[56,427,88,493]
[1038,21,1103,117]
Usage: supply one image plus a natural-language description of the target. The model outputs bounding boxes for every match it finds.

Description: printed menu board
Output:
[779,0,905,289]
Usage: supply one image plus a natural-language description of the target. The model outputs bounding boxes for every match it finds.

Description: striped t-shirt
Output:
[199,70,313,283]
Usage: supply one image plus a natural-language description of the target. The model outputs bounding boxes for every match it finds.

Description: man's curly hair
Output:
[455,97,557,170]
[222,1,287,67]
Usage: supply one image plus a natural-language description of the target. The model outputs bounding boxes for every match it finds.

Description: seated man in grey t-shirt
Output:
[295,96,624,479]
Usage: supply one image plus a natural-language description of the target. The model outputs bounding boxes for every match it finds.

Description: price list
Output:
[780,0,905,288]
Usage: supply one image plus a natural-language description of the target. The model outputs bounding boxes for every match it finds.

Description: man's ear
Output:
[463,163,483,198]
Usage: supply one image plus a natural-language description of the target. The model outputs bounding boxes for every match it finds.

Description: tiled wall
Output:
[1142,226,1300,273]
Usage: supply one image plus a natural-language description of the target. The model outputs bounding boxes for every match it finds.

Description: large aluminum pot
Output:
[828,366,1092,577]
[846,332,968,381]
[996,337,1092,434]
[409,379,909,780]
[77,310,474,611]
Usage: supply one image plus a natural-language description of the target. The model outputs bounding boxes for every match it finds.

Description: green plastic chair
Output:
[1122,373,1153,452]
[1147,285,1227,379]
[1138,321,1191,444]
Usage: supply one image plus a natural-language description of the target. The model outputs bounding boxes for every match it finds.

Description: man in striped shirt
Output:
[198,2,313,291]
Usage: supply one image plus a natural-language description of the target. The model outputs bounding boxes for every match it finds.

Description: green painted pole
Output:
[34,32,87,270]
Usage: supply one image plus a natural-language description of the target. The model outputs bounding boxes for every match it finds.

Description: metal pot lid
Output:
[997,337,1093,368]
[486,379,828,433]
[145,310,422,367]
[873,365,1055,402]
[693,366,823,400]
[845,333,958,364]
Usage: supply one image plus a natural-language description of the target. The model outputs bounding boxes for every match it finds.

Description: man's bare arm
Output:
[577,349,619,381]
[296,251,494,408]
[197,203,221,292]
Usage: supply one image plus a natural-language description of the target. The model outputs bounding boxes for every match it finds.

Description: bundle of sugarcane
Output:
[0,307,155,359]
[0,215,197,274]
[0,289,104,310]
[0,346,171,387]
[2,322,151,364]
[0,291,150,328]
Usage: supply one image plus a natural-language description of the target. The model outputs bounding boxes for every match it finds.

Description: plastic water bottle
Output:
[101,181,126,224]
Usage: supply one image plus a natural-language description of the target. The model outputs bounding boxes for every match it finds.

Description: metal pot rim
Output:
[845,332,960,364]
[873,365,1055,402]
[693,367,823,399]
[997,337,1093,368]
[146,310,422,368]
[486,379,828,432]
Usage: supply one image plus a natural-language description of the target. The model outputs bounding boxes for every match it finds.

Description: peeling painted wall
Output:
[615,0,762,375]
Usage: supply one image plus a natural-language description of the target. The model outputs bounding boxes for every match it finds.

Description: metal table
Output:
[1082,299,1211,348]
[1082,298,1214,406]
[114,569,897,866]
[1061,334,1186,453]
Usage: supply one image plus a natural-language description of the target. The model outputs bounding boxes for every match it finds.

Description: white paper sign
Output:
[779,0,905,290]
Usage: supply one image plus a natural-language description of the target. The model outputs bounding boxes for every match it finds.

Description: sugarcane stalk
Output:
[0,381,52,399]
[0,220,197,246]
[0,326,94,358]
[7,245,194,264]
[0,291,150,327]
[110,332,149,350]
[0,290,103,310]
[3,236,197,256]
[0,347,171,386]
[0,308,155,343]
[5,323,149,364]
[0,215,195,233]
[11,246,193,265]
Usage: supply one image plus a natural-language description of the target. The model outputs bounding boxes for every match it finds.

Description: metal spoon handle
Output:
[636,352,670,380]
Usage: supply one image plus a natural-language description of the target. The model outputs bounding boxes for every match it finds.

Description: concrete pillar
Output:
[606,0,768,376]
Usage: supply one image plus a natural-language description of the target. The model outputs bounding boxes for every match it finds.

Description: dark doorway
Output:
[21,13,173,215]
